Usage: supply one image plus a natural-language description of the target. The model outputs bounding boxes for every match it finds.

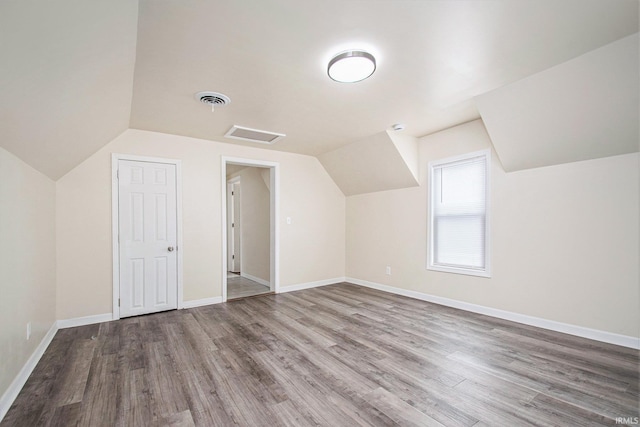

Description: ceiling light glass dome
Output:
[327,50,376,83]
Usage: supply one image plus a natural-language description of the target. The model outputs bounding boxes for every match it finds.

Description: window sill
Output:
[427,264,491,278]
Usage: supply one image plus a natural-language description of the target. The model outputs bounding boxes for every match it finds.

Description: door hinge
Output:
[118,298,120,307]
[232,254,235,260]
[232,222,234,228]
[116,170,119,179]
[232,191,234,196]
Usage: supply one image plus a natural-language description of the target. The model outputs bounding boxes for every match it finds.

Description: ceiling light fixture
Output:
[327,50,376,83]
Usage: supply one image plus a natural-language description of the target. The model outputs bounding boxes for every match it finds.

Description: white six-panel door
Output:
[118,160,178,317]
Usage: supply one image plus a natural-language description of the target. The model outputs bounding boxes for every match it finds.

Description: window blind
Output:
[431,155,487,270]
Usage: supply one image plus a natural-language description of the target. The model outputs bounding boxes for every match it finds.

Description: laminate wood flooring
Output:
[2,283,638,426]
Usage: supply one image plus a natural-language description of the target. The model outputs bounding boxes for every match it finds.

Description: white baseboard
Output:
[57,313,113,329]
[0,321,58,422]
[240,272,270,288]
[346,277,640,350]
[182,296,223,309]
[279,277,346,293]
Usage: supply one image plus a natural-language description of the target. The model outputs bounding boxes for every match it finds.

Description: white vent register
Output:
[194,91,230,112]
[224,125,285,144]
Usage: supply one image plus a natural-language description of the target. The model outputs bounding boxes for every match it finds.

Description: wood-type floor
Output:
[2,283,639,426]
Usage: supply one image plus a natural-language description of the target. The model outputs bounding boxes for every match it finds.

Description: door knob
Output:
[168,246,175,252]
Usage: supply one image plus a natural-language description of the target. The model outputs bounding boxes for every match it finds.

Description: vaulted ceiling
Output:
[1,0,638,180]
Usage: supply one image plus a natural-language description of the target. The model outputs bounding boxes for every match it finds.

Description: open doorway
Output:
[222,157,279,302]
[226,167,270,299]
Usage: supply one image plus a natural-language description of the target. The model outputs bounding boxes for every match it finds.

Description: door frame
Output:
[221,156,279,302]
[226,176,241,273]
[111,153,184,320]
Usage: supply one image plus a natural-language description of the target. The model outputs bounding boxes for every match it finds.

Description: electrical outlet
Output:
[26,322,31,340]
[385,266,391,275]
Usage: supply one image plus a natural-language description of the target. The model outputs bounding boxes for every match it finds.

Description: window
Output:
[428,149,490,277]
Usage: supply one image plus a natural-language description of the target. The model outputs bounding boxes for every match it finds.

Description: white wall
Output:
[0,147,56,403]
[346,120,639,338]
[56,130,345,320]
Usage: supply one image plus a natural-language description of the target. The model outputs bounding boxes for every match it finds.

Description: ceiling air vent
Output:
[194,91,230,111]
[224,125,286,145]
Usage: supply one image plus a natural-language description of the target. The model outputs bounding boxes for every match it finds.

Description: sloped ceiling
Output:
[319,131,418,196]
[476,34,639,172]
[0,0,139,179]
[0,0,638,180]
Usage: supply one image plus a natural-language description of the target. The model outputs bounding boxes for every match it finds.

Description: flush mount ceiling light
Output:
[327,50,376,83]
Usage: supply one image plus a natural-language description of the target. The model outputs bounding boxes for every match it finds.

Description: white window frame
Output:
[427,149,491,278]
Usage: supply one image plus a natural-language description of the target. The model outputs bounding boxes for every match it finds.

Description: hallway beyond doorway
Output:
[227,275,271,299]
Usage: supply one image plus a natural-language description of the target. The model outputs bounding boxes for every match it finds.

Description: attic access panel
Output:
[224,125,286,145]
